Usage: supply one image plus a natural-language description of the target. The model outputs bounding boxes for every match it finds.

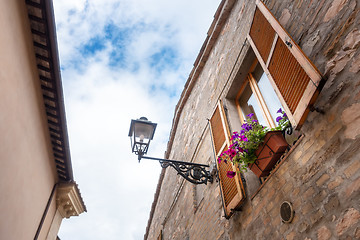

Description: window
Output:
[237,61,285,128]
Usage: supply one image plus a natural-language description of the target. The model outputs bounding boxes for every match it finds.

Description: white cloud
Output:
[54,0,221,239]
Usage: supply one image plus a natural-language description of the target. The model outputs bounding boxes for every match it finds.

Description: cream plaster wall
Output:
[0,1,58,239]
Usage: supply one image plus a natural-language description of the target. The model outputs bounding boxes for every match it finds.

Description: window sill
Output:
[250,134,305,200]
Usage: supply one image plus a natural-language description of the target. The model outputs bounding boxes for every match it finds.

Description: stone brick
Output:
[303,139,315,152]
[323,0,349,22]
[355,227,360,238]
[336,208,360,236]
[303,187,315,199]
[314,127,323,138]
[317,226,332,240]
[292,187,300,196]
[272,214,281,228]
[279,8,291,26]
[298,221,310,233]
[291,214,299,224]
[269,204,279,219]
[302,202,314,215]
[328,113,336,123]
[343,28,360,51]
[266,199,275,213]
[277,178,286,190]
[345,177,360,198]
[277,161,290,177]
[344,160,360,178]
[326,122,342,140]
[263,226,272,235]
[301,151,314,166]
[292,198,301,212]
[310,210,324,225]
[324,195,340,213]
[328,176,344,190]
[315,139,327,152]
[314,190,328,204]
[350,53,360,73]
[253,200,265,217]
[263,215,271,225]
[252,197,261,208]
[286,231,296,240]
[241,214,253,229]
[341,103,360,139]
[280,223,289,234]
[282,182,293,195]
[355,90,360,101]
[316,174,330,187]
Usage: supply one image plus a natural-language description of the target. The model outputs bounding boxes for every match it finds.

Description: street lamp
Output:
[129,117,213,185]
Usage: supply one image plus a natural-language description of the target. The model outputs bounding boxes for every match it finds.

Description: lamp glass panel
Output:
[134,122,155,140]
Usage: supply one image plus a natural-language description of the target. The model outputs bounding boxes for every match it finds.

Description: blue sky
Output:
[53,0,220,239]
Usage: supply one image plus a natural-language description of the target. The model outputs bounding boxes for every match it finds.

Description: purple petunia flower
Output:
[276,116,283,123]
[247,113,255,118]
[242,123,252,131]
[226,171,236,178]
[283,112,287,118]
[231,132,240,140]
[277,108,282,114]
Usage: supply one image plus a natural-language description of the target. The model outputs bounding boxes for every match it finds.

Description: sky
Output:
[53,0,221,239]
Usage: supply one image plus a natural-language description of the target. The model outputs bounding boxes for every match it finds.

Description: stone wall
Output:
[146,0,360,239]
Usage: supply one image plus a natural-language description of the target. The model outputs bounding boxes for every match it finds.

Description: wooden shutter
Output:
[247,0,323,129]
[209,101,246,218]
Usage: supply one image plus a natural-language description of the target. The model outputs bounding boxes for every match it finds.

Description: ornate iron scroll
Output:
[140,156,213,185]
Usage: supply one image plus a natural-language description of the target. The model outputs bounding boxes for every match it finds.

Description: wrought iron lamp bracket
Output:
[139,155,213,185]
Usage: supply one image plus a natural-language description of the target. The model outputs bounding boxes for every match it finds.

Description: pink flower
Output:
[240,135,248,142]
[226,171,236,178]
[228,148,236,159]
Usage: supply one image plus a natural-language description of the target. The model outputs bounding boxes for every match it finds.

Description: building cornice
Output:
[25,0,73,181]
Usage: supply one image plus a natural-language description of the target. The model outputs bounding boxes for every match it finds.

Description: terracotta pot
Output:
[248,131,288,178]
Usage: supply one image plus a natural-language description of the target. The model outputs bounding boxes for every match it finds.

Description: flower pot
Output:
[248,131,288,178]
